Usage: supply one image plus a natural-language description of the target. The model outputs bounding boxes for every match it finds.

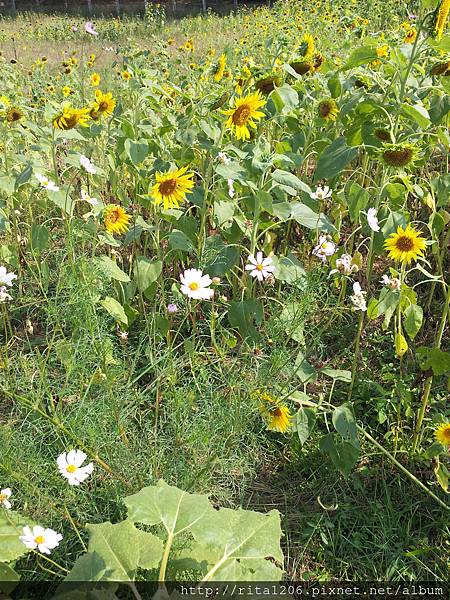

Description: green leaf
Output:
[95,256,130,283]
[270,83,299,114]
[346,182,369,223]
[272,253,307,284]
[332,403,359,448]
[169,230,194,252]
[228,299,263,341]
[321,368,352,383]
[341,45,378,71]
[272,169,311,195]
[416,347,450,376]
[402,104,431,129]
[290,202,336,232]
[395,332,408,358]
[279,302,305,343]
[296,408,316,446]
[404,304,423,340]
[85,521,163,580]
[64,552,108,582]
[15,164,33,189]
[319,433,359,478]
[314,137,359,181]
[29,223,50,254]
[0,562,20,595]
[49,187,75,216]
[133,257,162,292]
[0,510,34,563]
[434,461,449,493]
[294,352,317,383]
[124,139,149,165]
[100,297,128,326]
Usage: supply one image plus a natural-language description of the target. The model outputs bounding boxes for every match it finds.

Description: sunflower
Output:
[404,28,417,44]
[209,92,229,111]
[430,60,450,76]
[62,86,72,97]
[52,104,90,130]
[313,52,324,71]
[374,128,392,142]
[4,106,23,124]
[257,391,292,433]
[290,58,313,75]
[103,204,130,235]
[222,91,266,140]
[92,90,116,118]
[384,224,427,264]
[435,422,450,446]
[213,53,227,82]
[380,142,417,168]
[150,166,195,210]
[318,98,338,121]
[91,72,100,86]
[435,0,450,40]
[298,32,315,59]
[254,71,282,94]
[121,70,132,81]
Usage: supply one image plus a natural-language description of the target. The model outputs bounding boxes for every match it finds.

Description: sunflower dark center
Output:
[442,427,450,441]
[383,148,413,166]
[319,102,332,117]
[396,235,414,251]
[98,101,109,112]
[232,104,251,126]
[272,407,282,417]
[159,178,177,196]
[107,209,120,223]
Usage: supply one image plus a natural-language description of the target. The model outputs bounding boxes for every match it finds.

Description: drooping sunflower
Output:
[374,127,392,143]
[313,52,324,71]
[430,60,450,76]
[222,91,266,140]
[384,224,427,264]
[103,204,130,235]
[257,391,292,434]
[4,106,23,124]
[150,166,195,210]
[290,58,313,76]
[92,90,116,118]
[298,32,315,60]
[52,104,90,130]
[435,0,450,40]
[380,142,418,168]
[318,98,339,121]
[213,53,227,82]
[435,422,450,446]
[254,70,282,94]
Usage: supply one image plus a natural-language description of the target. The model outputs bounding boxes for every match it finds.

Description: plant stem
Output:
[348,311,364,400]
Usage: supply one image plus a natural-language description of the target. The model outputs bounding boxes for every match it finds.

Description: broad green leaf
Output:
[416,347,450,376]
[272,253,307,284]
[319,433,359,478]
[346,183,369,223]
[279,302,305,343]
[48,187,75,216]
[124,139,149,165]
[402,104,431,129]
[100,297,128,326]
[322,368,352,383]
[29,223,49,254]
[272,170,311,195]
[189,506,283,581]
[434,461,449,493]
[0,510,34,563]
[169,230,194,252]
[294,352,316,383]
[205,235,239,277]
[341,45,378,70]
[95,256,130,283]
[64,551,108,582]
[290,202,335,232]
[0,176,15,195]
[86,521,163,581]
[296,407,316,446]
[271,83,299,114]
[404,304,423,340]
[15,164,33,189]
[332,403,359,448]
[395,333,408,357]
[228,299,263,341]
[133,257,162,292]
[0,561,20,595]
[314,137,359,181]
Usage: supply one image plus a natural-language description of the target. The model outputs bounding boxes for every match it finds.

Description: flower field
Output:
[0,0,449,589]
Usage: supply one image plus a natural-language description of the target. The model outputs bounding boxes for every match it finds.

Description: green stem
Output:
[348,311,364,401]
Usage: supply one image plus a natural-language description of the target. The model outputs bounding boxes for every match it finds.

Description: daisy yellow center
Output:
[0,493,7,502]
[35,536,45,544]
[256,264,264,271]
[42,180,49,186]
[189,282,199,291]
[159,178,177,196]
[395,236,414,251]
[232,104,251,126]
[66,464,77,473]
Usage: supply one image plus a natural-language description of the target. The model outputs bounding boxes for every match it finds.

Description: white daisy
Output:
[245,252,276,282]
[380,274,401,290]
[310,185,332,200]
[80,189,99,206]
[228,178,235,198]
[350,281,367,312]
[180,269,214,300]
[0,487,12,509]
[217,152,230,165]
[57,450,94,486]
[35,173,59,192]
[0,286,12,302]
[0,266,17,287]
[367,207,380,232]
[80,155,97,174]
[20,525,62,555]
[312,235,336,263]
[330,253,359,276]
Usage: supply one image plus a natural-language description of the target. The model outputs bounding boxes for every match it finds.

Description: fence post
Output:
[202,0,207,12]
[86,0,92,16]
